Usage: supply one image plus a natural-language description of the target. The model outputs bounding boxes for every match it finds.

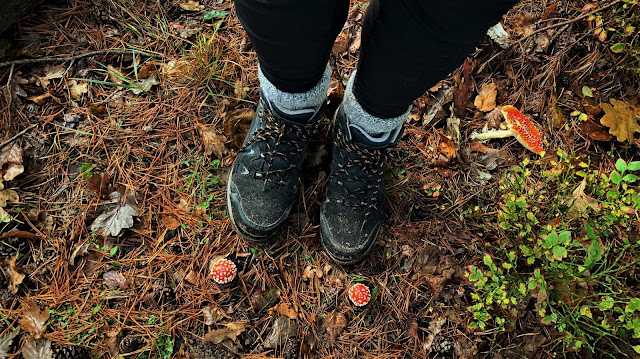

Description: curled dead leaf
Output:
[67,80,88,100]
[90,191,141,237]
[197,123,228,159]
[180,0,204,11]
[20,299,50,339]
[474,82,497,112]
[0,143,24,186]
[203,305,225,325]
[4,255,25,294]
[323,312,347,342]
[223,108,254,150]
[581,119,613,141]
[0,189,19,222]
[267,303,298,320]
[405,318,418,341]
[566,179,599,216]
[203,322,246,344]
[103,271,127,289]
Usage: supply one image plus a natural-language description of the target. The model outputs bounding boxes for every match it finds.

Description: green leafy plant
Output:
[467,152,640,356]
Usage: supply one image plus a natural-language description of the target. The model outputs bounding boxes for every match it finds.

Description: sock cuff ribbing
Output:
[342,72,409,136]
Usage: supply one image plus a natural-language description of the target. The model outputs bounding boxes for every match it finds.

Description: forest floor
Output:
[1,0,640,358]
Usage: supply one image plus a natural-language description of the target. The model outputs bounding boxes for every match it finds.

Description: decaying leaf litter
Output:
[0,0,639,358]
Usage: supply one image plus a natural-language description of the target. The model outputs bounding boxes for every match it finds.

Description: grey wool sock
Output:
[342,72,410,137]
[258,65,330,115]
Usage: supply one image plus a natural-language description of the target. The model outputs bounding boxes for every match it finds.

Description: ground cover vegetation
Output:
[0,0,639,358]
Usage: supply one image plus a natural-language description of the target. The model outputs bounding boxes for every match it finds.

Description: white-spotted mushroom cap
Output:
[348,283,371,307]
[210,258,237,284]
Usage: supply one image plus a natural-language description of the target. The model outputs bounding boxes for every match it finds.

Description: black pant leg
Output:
[355,0,519,118]
[234,0,350,93]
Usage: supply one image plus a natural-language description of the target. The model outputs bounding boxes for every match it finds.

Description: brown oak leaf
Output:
[20,300,50,339]
[203,322,246,344]
[600,99,640,143]
[197,123,228,159]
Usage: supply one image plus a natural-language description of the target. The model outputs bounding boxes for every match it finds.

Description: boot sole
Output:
[226,171,276,243]
[319,223,381,266]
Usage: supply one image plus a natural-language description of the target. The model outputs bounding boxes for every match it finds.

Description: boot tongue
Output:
[269,101,316,124]
[347,122,397,149]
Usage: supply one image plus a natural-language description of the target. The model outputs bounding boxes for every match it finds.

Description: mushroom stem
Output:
[470,129,514,141]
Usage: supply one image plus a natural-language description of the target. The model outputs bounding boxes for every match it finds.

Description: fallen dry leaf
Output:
[0,327,20,354]
[405,318,419,341]
[86,173,112,199]
[67,80,88,100]
[203,305,225,325]
[332,32,349,54]
[22,338,53,359]
[323,312,347,342]
[265,317,296,348]
[566,179,599,216]
[162,215,181,230]
[267,303,298,320]
[197,123,228,159]
[0,143,24,187]
[106,65,125,84]
[37,66,64,88]
[548,104,567,129]
[203,322,246,344]
[474,82,497,112]
[423,317,447,353]
[90,191,141,237]
[179,0,204,11]
[0,189,19,222]
[223,109,254,150]
[581,118,613,141]
[20,300,50,339]
[132,74,159,95]
[69,241,90,266]
[103,271,127,289]
[600,98,640,143]
[4,255,25,294]
[26,93,52,105]
[162,60,190,79]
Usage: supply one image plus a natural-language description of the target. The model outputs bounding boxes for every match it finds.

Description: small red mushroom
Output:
[470,105,545,155]
[348,283,371,307]
[210,258,237,284]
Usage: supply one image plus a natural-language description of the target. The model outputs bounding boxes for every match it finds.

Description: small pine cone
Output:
[120,335,142,353]
[158,285,176,305]
[52,345,90,359]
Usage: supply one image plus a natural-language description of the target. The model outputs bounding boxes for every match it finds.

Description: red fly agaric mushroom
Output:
[471,105,545,155]
[210,258,237,284]
[348,283,371,307]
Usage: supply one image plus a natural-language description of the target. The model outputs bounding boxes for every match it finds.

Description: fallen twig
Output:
[0,49,164,68]
[0,124,37,149]
[515,0,622,43]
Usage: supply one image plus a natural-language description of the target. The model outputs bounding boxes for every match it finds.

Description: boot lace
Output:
[242,106,317,186]
[331,125,384,208]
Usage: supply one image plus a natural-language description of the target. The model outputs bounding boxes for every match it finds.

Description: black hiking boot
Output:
[227,92,326,241]
[320,105,403,265]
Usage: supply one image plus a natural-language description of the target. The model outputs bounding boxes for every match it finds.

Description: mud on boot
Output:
[227,93,326,241]
[320,104,403,264]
